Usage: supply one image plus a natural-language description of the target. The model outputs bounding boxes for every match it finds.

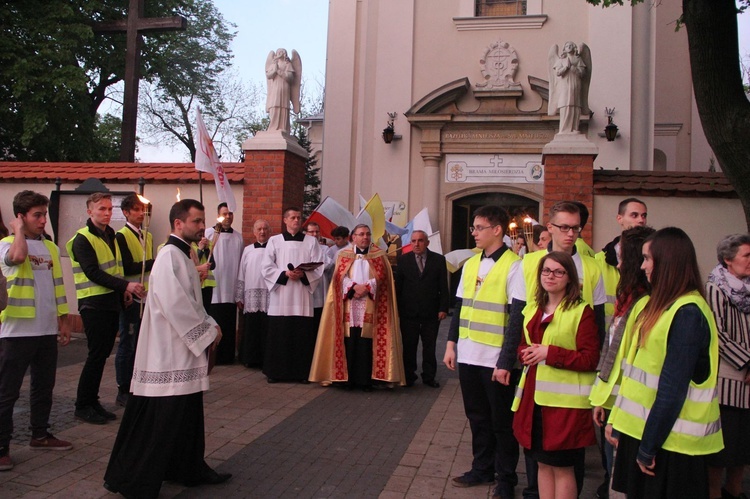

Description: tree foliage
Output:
[0,0,238,162]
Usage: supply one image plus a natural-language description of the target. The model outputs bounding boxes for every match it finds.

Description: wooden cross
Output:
[94,0,187,162]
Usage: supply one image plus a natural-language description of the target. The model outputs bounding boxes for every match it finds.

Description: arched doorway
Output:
[449,191,539,300]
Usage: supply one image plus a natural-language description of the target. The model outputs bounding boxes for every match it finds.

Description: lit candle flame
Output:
[137,194,150,205]
[217,216,225,224]
[176,188,181,202]
[523,217,532,224]
[509,222,517,230]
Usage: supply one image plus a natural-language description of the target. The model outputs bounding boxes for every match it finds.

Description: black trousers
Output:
[0,335,58,447]
[400,317,439,384]
[239,311,268,368]
[76,308,119,409]
[458,363,520,492]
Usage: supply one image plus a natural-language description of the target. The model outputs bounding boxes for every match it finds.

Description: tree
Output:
[0,0,234,162]
[587,0,750,229]
[296,126,321,218]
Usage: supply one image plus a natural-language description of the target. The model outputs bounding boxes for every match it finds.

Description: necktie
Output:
[417,255,424,274]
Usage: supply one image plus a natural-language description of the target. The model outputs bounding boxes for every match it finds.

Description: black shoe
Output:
[423,379,440,388]
[75,406,107,425]
[92,402,117,420]
[103,481,119,493]
[451,470,495,488]
[596,479,609,498]
[266,377,279,384]
[492,483,514,499]
[185,469,232,486]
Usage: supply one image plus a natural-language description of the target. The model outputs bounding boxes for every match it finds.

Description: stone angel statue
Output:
[548,42,591,134]
[265,48,302,133]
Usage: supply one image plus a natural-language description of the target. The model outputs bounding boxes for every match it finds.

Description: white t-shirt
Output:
[0,239,58,338]
[455,254,521,368]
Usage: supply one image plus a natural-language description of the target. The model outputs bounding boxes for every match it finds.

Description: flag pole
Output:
[199,172,203,204]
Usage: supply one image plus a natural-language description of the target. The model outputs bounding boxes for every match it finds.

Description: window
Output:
[476,0,527,16]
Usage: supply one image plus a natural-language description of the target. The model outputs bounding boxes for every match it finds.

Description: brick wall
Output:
[542,154,595,244]
[242,150,306,244]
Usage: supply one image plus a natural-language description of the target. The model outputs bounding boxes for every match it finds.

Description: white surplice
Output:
[132,239,219,397]
[261,233,324,317]
[204,227,244,304]
[235,243,270,313]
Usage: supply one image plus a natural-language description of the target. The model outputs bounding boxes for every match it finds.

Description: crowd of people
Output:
[0,190,747,499]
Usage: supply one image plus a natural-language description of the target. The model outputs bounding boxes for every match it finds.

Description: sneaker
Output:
[74,406,107,425]
[30,433,73,451]
[92,402,116,421]
[0,452,13,471]
[451,470,495,488]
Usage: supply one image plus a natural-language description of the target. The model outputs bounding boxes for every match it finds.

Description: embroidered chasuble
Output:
[309,245,405,384]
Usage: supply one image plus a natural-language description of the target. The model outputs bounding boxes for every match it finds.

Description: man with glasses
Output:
[310,224,404,391]
[499,200,605,498]
[443,205,522,499]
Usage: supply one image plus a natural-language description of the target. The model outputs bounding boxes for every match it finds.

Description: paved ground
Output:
[0,319,673,499]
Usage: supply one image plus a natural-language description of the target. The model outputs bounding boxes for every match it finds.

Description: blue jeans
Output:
[115,302,142,392]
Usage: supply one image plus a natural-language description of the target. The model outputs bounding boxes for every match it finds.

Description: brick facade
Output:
[542,154,596,244]
[242,149,306,244]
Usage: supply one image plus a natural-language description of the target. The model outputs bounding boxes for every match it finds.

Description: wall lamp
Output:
[382,112,402,144]
[603,107,619,142]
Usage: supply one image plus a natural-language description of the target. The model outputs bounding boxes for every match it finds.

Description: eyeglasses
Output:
[541,267,567,278]
[469,225,498,234]
[354,232,371,237]
[549,223,582,234]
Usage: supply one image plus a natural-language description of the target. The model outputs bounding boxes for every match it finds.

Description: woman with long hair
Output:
[512,251,600,499]
[610,227,722,498]
[589,225,654,495]
[705,234,750,499]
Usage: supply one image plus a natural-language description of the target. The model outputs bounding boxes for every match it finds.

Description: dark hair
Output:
[283,206,302,218]
[473,205,510,235]
[170,199,205,229]
[618,197,647,216]
[217,202,228,214]
[120,193,144,213]
[571,201,589,229]
[306,222,320,230]
[548,201,579,221]
[535,251,581,311]
[0,206,7,238]
[86,192,111,208]
[636,227,702,345]
[331,226,350,238]
[13,190,50,217]
[616,226,655,300]
[532,224,547,246]
[352,224,371,236]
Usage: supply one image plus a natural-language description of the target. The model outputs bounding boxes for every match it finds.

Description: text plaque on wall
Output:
[445,154,543,184]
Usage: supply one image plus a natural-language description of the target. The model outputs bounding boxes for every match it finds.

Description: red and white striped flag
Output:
[195,108,237,212]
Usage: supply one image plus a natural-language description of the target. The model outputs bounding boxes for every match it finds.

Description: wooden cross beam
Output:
[94,0,187,162]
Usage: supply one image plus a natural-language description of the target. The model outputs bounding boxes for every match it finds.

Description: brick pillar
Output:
[542,137,598,245]
[241,131,308,245]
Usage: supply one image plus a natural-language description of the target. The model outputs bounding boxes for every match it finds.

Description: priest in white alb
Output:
[261,207,324,383]
[104,199,230,498]
[236,219,272,368]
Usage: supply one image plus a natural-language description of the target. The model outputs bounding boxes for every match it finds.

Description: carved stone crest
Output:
[476,40,522,91]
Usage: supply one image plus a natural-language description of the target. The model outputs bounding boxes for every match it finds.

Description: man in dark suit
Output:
[395,230,449,388]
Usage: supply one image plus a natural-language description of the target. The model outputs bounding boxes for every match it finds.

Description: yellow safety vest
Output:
[523,250,601,307]
[66,227,123,300]
[0,236,69,320]
[595,251,619,330]
[191,242,216,289]
[512,300,595,411]
[610,292,723,455]
[589,295,649,409]
[458,250,519,347]
[117,226,153,292]
[575,238,595,258]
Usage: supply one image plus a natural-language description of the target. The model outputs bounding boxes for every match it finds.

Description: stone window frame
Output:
[454,0,546,30]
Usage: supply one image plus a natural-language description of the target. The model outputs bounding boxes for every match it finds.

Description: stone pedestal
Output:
[241,131,308,242]
[542,134,598,245]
